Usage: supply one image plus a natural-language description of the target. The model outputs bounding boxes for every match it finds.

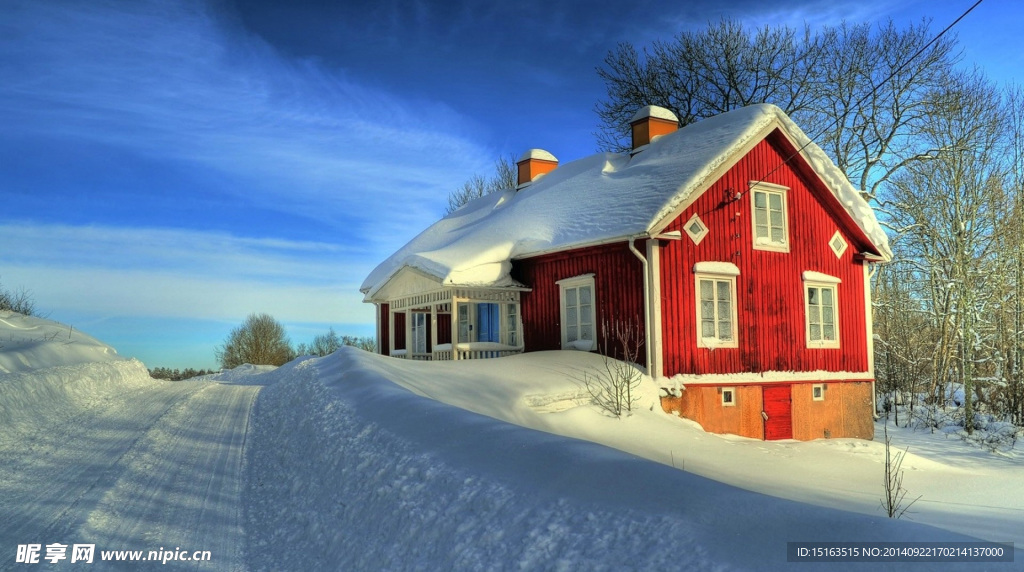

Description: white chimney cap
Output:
[630,105,678,124]
[517,148,558,163]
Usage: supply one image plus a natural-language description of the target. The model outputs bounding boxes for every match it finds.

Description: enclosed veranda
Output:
[382,286,526,361]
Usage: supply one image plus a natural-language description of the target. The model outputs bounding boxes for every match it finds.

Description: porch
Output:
[385,286,525,361]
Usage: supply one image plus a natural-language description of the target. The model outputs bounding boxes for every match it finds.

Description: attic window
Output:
[684,214,709,245]
[749,182,790,253]
[829,231,848,259]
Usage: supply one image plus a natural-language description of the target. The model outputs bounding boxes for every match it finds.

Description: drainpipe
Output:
[628,236,652,373]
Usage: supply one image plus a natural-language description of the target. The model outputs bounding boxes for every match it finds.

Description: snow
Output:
[803,270,842,283]
[362,104,892,299]
[517,148,557,162]
[2,315,1019,570]
[631,104,680,123]
[0,310,124,373]
[694,260,741,275]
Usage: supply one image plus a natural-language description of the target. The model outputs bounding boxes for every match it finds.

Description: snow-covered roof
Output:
[518,148,557,162]
[631,105,679,123]
[362,104,891,299]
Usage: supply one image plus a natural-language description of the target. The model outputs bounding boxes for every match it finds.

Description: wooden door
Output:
[762,385,793,440]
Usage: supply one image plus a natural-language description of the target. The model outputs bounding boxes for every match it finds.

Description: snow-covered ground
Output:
[1,312,1020,570]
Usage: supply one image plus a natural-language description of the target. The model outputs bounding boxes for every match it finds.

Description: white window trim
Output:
[803,273,841,349]
[749,181,790,253]
[812,383,826,401]
[829,230,848,259]
[722,387,736,406]
[505,302,521,348]
[411,312,428,354]
[694,269,739,349]
[557,274,596,351]
[684,213,709,245]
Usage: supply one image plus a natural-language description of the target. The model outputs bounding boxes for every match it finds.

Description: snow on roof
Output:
[517,148,557,162]
[362,104,891,298]
[630,104,679,124]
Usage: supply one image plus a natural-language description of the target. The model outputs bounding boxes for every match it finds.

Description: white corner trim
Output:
[693,261,740,276]
[802,270,841,284]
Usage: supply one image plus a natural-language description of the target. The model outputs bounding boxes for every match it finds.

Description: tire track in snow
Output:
[0,380,206,545]
[76,382,259,571]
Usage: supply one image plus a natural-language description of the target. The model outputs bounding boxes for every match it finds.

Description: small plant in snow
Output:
[880,423,921,519]
[580,320,644,417]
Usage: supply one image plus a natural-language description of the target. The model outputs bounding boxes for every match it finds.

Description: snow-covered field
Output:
[0,311,1019,570]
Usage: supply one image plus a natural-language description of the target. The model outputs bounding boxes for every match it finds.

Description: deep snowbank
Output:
[0,312,154,446]
[0,359,154,443]
[245,348,995,571]
[0,311,124,373]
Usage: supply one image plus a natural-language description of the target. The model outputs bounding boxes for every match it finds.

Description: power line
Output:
[751,0,985,193]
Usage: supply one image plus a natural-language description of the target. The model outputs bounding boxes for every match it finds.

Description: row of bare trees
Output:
[595,18,1024,430]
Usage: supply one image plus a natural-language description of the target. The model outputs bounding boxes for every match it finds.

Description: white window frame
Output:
[506,302,519,347]
[812,383,825,401]
[557,274,596,351]
[457,302,470,343]
[749,181,790,253]
[683,213,709,245]
[694,262,740,349]
[722,387,736,406]
[803,271,841,349]
[411,312,428,354]
[829,230,848,259]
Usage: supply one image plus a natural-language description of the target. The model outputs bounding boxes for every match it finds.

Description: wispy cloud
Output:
[0,223,371,323]
[0,0,493,240]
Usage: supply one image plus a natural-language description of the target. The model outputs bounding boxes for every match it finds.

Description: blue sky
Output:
[0,0,1018,369]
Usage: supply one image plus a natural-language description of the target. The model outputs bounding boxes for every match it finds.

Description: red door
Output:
[763,385,793,440]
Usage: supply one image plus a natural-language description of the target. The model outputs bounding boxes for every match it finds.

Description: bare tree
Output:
[886,70,1008,432]
[880,423,921,519]
[595,18,957,201]
[0,279,37,316]
[581,320,644,417]
[445,154,517,214]
[216,313,294,369]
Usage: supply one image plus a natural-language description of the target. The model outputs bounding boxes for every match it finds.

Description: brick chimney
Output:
[630,105,679,151]
[516,149,558,189]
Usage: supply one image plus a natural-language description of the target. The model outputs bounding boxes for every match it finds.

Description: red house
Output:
[361,104,891,441]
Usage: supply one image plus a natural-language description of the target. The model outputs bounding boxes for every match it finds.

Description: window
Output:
[750,182,789,252]
[829,230,848,259]
[457,303,470,343]
[558,274,596,351]
[722,387,736,406]
[693,262,740,349]
[411,312,428,354]
[812,384,825,401]
[684,213,709,245]
[802,272,841,348]
[506,303,518,347]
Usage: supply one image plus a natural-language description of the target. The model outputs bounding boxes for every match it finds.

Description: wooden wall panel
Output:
[661,386,764,440]
[659,134,871,377]
[378,303,390,355]
[393,312,406,352]
[664,380,873,441]
[513,242,647,364]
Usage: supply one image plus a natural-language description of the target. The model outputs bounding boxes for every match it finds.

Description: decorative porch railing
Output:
[391,347,524,361]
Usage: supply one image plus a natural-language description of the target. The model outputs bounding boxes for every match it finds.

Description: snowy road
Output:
[0,375,258,570]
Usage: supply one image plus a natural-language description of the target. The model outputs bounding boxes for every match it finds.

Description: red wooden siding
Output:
[513,242,647,364]
[436,313,452,346]
[393,312,406,351]
[659,134,870,376]
[378,303,390,355]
